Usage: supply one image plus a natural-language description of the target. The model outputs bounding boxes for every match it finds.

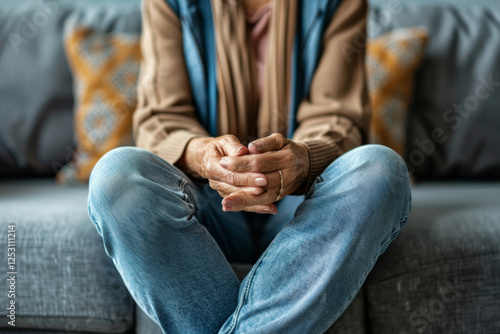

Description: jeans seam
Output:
[381,227,399,251]
[306,175,322,198]
[322,194,410,333]
[399,187,412,225]
[176,178,197,222]
[180,178,197,204]
[87,195,103,235]
[223,239,278,333]
[180,179,188,202]
[386,190,411,243]
[319,240,382,334]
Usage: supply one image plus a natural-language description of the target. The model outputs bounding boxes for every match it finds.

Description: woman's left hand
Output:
[214,133,310,214]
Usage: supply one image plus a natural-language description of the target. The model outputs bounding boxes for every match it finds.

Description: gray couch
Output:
[1,0,499,333]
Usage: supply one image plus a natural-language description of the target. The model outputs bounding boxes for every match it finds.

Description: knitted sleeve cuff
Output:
[154,130,208,165]
[293,138,341,195]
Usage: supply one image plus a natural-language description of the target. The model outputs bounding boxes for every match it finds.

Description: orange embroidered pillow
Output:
[366,27,429,155]
[57,27,141,183]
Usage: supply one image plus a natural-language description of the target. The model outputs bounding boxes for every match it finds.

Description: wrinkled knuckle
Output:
[224,134,238,143]
[237,159,247,171]
[228,171,238,185]
[238,197,249,207]
[205,161,216,177]
[251,158,261,171]
[229,159,239,170]
[209,180,220,190]
[285,154,295,167]
[293,155,301,169]
[273,133,286,143]
[275,133,286,140]
[204,161,213,174]
[253,138,263,146]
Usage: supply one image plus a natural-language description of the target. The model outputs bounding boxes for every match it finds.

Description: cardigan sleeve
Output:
[291,0,371,195]
[133,0,210,165]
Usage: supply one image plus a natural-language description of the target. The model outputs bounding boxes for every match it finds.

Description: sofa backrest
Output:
[369,1,500,180]
[0,0,141,177]
[2,0,499,180]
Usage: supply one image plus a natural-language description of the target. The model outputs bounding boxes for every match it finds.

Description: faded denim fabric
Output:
[87,144,411,334]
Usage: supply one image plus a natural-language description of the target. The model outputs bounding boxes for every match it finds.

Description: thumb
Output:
[221,135,248,157]
[248,133,289,154]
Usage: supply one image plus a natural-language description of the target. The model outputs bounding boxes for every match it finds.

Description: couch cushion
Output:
[0,179,134,332]
[367,27,428,156]
[366,183,500,333]
[369,2,500,180]
[57,27,141,183]
[0,0,141,177]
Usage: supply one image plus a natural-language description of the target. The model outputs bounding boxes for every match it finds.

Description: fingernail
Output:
[249,142,261,152]
[254,188,264,195]
[237,146,246,154]
[223,199,234,208]
[220,158,229,169]
[265,209,277,215]
[255,177,267,187]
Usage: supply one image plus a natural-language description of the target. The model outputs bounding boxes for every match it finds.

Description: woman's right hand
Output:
[176,135,278,214]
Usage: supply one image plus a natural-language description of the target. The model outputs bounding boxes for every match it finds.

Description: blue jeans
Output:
[88,144,411,334]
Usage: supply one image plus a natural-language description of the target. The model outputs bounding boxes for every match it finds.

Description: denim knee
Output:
[351,145,409,189]
[88,147,196,234]
[319,145,412,228]
[88,147,149,206]
[355,145,411,229]
[89,146,157,186]
[87,147,150,231]
[331,144,408,188]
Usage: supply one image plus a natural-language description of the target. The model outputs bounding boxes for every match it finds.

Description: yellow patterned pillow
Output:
[367,27,428,155]
[57,27,141,183]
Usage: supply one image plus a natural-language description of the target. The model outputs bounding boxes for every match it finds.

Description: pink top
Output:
[246,3,272,98]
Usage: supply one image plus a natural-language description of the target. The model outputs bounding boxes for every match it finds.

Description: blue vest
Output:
[165,0,344,137]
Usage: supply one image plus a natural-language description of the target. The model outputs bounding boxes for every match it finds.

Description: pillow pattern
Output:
[366,27,428,156]
[58,26,426,182]
[57,27,141,183]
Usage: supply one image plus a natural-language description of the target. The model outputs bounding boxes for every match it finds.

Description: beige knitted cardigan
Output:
[134,0,371,193]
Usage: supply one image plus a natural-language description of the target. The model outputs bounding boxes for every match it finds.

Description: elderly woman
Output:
[88,0,411,333]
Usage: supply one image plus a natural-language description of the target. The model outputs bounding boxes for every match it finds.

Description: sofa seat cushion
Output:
[0,179,134,333]
[366,183,500,333]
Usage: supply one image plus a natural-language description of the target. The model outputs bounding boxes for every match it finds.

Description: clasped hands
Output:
[181,133,310,215]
